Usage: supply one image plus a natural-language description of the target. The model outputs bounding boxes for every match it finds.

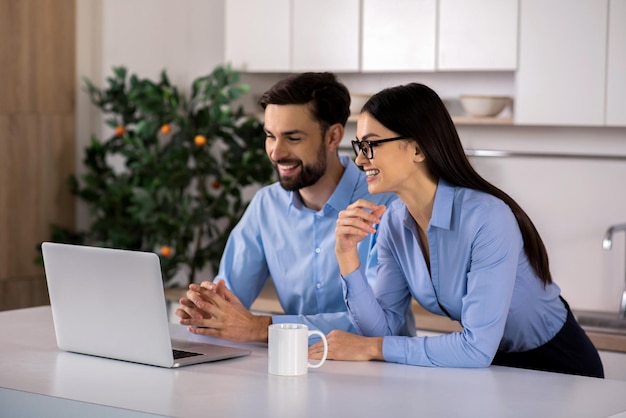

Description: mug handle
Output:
[307,330,328,368]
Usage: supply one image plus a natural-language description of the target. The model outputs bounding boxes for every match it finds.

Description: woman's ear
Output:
[414,144,426,163]
[326,123,344,150]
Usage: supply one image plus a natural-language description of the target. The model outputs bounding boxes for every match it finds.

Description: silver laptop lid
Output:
[42,242,176,367]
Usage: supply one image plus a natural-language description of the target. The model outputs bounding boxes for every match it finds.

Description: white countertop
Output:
[2,306,626,418]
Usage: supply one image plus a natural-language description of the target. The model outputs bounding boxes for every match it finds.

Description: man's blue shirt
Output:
[343,179,566,367]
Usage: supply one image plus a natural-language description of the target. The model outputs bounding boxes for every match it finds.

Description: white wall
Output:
[77,0,626,312]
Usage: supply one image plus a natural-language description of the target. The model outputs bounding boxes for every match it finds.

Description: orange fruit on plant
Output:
[114,125,125,136]
[160,124,172,134]
[194,135,207,146]
[159,245,173,257]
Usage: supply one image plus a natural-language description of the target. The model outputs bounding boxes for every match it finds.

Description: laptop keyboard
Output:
[173,349,203,360]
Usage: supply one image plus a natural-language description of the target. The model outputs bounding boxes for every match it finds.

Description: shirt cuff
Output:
[271,315,300,325]
[382,335,426,365]
[341,268,371,297]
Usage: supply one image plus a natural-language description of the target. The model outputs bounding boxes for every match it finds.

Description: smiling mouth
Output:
[365,169,380,177]
[278,163,298,170]
[275,161,301,175]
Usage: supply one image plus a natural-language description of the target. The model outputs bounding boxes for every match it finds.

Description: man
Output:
[175,72,413,342]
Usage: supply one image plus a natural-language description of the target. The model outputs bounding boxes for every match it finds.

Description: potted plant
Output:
[48,64,273,286]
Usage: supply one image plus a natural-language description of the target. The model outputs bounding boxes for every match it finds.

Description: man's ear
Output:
[326,123,344,150]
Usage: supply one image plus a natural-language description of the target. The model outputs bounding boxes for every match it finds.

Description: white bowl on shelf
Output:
[349,94,370,115]
[460,95,511,117]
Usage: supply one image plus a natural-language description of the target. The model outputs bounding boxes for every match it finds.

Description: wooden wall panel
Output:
[0,0,75,310]
[0,116,9,280]
[0,0,36,113]
[0,276,50,311]
[0,0,75,113]
[40,115,76,232]
[1,116,41,279]
[34,0,76,113]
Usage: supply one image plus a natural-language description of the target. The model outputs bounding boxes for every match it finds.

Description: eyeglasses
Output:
[351,136,407,159]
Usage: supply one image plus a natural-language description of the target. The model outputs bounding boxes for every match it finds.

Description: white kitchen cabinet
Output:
[224,0,290,72]
[225,0,359,72]
[361,0,436,72]
[362,0,516,72]
[438,0,518,70]
[606,0,626,126]
[515,0,608,126]
[291,0,360,72]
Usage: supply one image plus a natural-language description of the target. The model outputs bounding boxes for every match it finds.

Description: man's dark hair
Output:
[258,72,351,131]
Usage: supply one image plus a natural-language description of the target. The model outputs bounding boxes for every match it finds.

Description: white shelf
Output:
[452,116,513,125]
[347,114,513,126]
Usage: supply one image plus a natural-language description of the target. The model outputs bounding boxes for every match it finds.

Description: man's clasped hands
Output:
[176,281,273,343]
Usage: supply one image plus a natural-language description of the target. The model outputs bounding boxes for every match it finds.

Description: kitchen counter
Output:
[165,283,626,353]
[411,303,626,353]
[4,305,626,417]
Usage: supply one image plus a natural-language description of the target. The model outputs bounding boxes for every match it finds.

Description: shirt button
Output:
[316,283,322,289]
[315,248,321,253]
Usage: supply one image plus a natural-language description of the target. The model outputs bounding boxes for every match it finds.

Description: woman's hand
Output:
[309,330,384,362]
[335,199,386,276]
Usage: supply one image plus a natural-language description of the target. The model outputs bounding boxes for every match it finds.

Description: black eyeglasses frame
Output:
[351,136,407,159]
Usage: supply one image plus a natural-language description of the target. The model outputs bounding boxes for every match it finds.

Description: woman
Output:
[312,83,604,378]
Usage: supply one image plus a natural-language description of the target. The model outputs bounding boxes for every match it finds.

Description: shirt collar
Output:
[429,179,455,230]
[326,155,359,213]
[287,155,356,215]
[402,178,455,231]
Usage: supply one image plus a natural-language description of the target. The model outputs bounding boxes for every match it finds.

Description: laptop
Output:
[41,242,250,368]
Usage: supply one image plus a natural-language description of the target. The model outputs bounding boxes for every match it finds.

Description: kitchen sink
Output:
[573,310,626,335]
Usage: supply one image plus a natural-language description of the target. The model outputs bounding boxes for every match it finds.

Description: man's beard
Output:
[276,142,327,191]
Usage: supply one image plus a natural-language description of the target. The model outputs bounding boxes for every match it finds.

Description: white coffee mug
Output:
[268,323,328,376]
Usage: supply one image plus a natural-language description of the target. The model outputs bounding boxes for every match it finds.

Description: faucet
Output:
[602,223,626,318]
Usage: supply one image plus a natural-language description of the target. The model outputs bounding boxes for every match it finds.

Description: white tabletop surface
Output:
[2,306,626,418]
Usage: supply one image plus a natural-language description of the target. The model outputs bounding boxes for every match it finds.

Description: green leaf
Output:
[53,64,274,284]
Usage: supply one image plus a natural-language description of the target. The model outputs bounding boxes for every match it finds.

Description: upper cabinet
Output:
[438,0,518,70]
[225,0,290,72]
[292,0,360,72]
[516,0,626,127]
[225,0,625,127]
[361,0,518,72]
[225,0,359,72]
[606,0,626,126]
[515,0,611,126]
[361,0,437,72]
[226,0,518,73]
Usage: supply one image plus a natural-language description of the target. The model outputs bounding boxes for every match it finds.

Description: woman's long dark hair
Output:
[363,83,552,285]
